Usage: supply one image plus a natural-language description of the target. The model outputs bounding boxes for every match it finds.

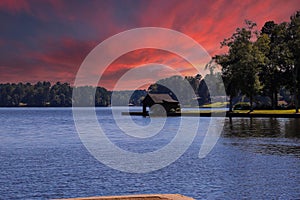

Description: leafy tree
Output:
[32,81,51,106]
[148,74,221,106]
[50,82,72,106]
[214,54,239,111]
[148,75,198,106]
[259,21,291,109]
[204,60,226,99]
[185,74,201,92]
[288,11,300,112]
[95,87,111,106]
[215,20,266,111]
[197,78,210,105]
[110,90,146,106]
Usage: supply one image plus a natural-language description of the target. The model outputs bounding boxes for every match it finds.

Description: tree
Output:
[148,75,198,106]
[49,82,72,106]
[185,74,201,92]
[288,11,300,113]
[95,87,111,106]
[260,21,290,109]
[214,54,239,112]
[215,20,265,111]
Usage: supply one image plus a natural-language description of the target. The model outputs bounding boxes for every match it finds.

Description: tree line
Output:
[0,82,73,107]
[0,81,147,107]
[214,11,300,112]
[148,74,221,106]
[0,76,213,107]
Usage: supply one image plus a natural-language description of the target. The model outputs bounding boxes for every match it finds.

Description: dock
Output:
[54,194,195,200]
[122,111,300,118]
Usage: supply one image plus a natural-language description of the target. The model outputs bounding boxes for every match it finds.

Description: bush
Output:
[233,102,251,110]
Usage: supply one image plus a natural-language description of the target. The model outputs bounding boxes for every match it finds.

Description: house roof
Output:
[143,93,178,104]
[278,100,288,105]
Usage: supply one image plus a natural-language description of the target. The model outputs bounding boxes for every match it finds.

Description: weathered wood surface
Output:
[54,194,195,200]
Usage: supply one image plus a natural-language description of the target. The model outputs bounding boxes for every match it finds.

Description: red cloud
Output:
[0,0,30,14]
[99,49,196,90]
[137,0,299,57]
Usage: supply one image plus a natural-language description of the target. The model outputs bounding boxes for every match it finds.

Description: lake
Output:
[0,107,299,199]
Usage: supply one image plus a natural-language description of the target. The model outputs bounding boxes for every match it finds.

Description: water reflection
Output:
[223,118,300,138]
[254,143,300,157]
[222,118,300,158]
[284,118,300,138]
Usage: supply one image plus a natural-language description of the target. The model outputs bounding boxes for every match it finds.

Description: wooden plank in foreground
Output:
[54,194,195,200]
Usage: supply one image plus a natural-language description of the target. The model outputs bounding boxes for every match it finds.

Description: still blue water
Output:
[0,108,299,199]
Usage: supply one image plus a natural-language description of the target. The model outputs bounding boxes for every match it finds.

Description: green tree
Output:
[148,75,197,106]
[288,11,300,113]
[49,82,72,106]
[214,54,239,112]
[215,20,265,111]
[260,21,291,109]
[95,87,111,106]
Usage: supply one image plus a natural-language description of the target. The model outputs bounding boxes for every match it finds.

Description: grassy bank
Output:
[200,102,228,108]
[233,109,297,114]
[123,109,300,118]
[181,109,300,118]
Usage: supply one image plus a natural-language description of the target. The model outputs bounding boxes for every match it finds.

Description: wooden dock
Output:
[54,194,195,200]
[122,111,300,118]
[122,111,221,117]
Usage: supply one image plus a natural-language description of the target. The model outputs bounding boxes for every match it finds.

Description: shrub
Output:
[233,102,251,110]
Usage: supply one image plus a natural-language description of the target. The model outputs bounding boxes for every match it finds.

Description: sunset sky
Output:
[0,0,299,90]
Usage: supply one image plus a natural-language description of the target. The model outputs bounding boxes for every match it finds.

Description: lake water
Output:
[0,107,299,199]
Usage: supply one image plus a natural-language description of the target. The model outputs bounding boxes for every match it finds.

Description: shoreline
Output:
[122,111,300,118]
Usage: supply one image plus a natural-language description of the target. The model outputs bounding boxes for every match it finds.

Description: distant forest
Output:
[0,75,213,107]
[0,81,145,107]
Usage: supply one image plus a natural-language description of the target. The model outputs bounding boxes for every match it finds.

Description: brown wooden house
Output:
[142,93,180,115]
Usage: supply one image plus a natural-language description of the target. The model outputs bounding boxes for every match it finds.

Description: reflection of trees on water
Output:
[223,118,300,138]
[253,143,300,158]
[284,119,300,138]
[222,118,300,157]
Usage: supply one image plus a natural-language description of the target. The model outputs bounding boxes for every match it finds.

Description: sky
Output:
[0,0,299,90]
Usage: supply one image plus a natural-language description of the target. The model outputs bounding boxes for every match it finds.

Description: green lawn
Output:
[200,102,229,108]
[233,109,298,114]
[180,109,225,114]
[181,109,298,115]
